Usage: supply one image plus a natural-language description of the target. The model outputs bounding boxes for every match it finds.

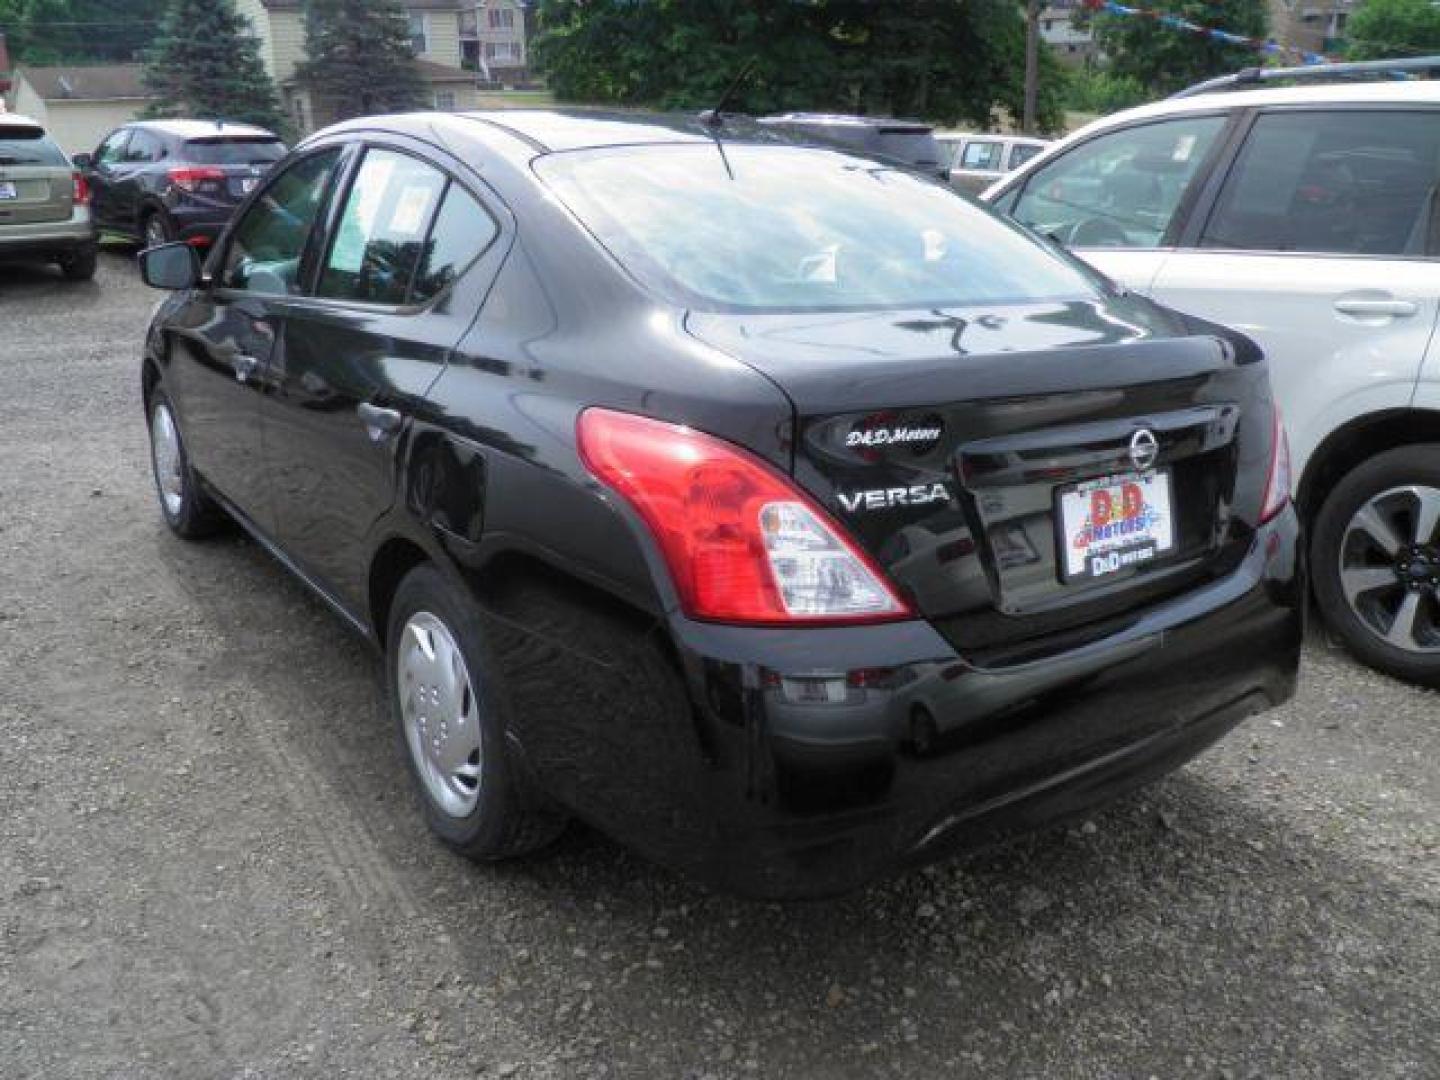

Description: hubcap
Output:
[397,612,483,817]
[150,402,185,517]
[1339,485,1440,653]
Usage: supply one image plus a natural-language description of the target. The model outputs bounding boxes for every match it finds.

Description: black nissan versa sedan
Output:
[135,110,1303,899]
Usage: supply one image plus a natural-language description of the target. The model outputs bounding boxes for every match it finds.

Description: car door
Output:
[260,141,506,610]
[87,128,131,231]
[164,147,347,534]
[1149,106,1440,475]
[108,129,164,237]
[999,111,1236,295]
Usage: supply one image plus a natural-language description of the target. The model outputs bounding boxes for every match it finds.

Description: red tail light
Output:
[577,408,912,625]
[72,171,90,206]
[1260,405,1292,524]
[167,166,225,193]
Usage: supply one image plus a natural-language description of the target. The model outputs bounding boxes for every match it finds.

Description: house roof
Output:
[16,64,149,103]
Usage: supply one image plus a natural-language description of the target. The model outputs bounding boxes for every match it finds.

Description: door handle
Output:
[232,354,262,383]
[1333,297,1418,318]
[358,402,403,442]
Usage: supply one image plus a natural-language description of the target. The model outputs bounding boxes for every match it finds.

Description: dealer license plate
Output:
[239,177,258,194]
[0,182,17,200]
[1057,470,1175,582]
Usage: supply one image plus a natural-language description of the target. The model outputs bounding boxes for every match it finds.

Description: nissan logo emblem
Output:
[1129,428,1160,471]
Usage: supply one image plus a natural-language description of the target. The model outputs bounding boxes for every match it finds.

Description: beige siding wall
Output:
[234,0,278,78]
[43,101,148,156]
[267,11,308,85]
[417,11,463,68]
[8,76,49,126]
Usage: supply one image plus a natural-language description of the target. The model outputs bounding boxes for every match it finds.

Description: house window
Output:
[488,6,515,29]
[484,41,518,62]
[408,12,428,55]
[434,90,457,110]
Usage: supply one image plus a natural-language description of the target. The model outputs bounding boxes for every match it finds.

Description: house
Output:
[1039,1,1097,66]
[4,65,153,154]
[235,0,531,135]
[1267,0,1355,55]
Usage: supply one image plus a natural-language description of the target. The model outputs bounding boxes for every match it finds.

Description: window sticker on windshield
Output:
[390,185,434,236]
[1173,135,1197,163]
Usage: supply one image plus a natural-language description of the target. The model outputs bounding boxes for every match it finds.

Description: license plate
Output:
[239,177,258,194]
[0,182,16,200]
[1057,470,1175,582]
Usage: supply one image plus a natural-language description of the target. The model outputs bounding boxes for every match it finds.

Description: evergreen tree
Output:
[142,0,283,131]
[294,0,426,123]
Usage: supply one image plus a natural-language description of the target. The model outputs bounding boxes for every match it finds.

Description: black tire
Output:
[910,706,939,757]
[142,210,175,248]
[146,388,225,539]
[386,564,566,860]
[58,243,98,281]
[1312,444,1440,687]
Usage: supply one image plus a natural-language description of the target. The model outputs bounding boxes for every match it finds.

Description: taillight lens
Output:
[1260,405,1292,524]
[577,408,912,625]
[168,166,225,193]
[72,172,90,206]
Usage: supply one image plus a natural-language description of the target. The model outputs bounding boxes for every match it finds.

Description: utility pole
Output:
[1023,0,1040,134]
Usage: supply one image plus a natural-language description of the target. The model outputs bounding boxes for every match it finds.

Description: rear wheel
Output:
[1312,445,1440,687]
[143,210,175,248]
[386,564,566,860]
[58,244,97,281]
[147,390,224,539]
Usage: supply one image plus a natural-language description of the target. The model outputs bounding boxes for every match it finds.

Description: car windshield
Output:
[0,129,69,166]
[184,138,287,165]
[537,143,1102,312]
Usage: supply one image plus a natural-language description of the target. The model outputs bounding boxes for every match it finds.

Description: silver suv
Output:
[0,113,98,280]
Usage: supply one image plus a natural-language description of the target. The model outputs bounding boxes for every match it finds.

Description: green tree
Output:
[1346,0,1440,59]
[533,0,1066,134]
[1,0,167,64]
[142,0,283,131]
[1086,0,1268,97]
[294,0,426,123]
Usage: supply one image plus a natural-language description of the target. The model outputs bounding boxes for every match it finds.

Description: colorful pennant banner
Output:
[1084,0,1335,66]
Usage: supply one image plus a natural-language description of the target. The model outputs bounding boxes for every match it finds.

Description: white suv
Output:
[985,71,1440,685]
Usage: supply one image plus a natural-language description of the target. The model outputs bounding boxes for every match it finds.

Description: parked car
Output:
[136,109,1302,898]
[985,61,1440,686]
[756,112,948,179]
[77,119,286,249]
[936,132,1049,193]
[0,112,97,280]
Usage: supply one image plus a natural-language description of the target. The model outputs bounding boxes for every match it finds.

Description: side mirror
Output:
[72,152,93,169]
[139,242,202,291]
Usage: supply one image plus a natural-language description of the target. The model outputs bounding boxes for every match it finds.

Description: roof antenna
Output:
[699,58,756,128]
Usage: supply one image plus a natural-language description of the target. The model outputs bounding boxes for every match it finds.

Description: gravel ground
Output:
[1,253,1437,1080]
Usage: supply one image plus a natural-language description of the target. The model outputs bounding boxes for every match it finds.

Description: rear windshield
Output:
[184,138,287,165]
[0,129,69,167]
[876,129,943,168]
[537,144,1102,312]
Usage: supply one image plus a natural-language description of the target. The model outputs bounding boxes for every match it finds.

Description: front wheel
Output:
[147,390,224,539]
[386,564,566,860]
[1312,445,1440,687]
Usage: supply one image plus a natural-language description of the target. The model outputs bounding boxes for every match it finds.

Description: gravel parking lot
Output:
[1,252,1437,1080]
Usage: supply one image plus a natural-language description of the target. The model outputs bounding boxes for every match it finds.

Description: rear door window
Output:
[1008,143,1044,170]
[0,127,70,166]
[961,141,1003,171]
[123,130,164,163]
[1200,110,1440,256]
[318,148,449,305]
[1011,115,1227,248]
[185,138,287,165]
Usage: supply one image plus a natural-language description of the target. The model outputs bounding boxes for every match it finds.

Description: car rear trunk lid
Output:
[686,298,1274,662]
[0,128,75,225]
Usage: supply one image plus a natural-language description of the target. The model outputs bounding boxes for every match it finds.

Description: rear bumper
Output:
[166,202,238,245]
[0,211,97,259]
[499,508,1304,899]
